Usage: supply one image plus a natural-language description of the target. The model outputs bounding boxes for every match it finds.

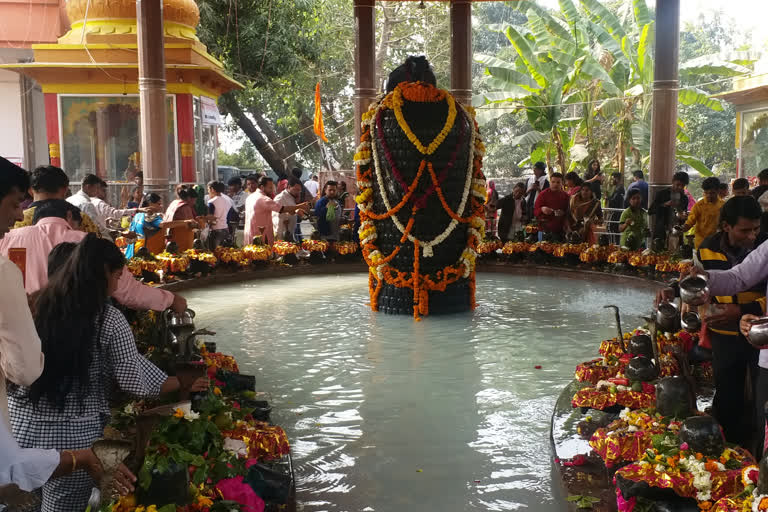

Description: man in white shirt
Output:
[65,174,102,231]
[304,174,320,199]
[91,178,143,238]
[206,181,234,250]
[273,177,305,241]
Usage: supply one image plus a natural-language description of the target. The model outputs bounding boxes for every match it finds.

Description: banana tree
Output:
[474,1,620,172]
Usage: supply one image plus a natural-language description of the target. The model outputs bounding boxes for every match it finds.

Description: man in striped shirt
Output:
[697,196,765,448]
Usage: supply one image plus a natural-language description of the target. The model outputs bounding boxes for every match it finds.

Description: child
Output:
[619,188,647,250]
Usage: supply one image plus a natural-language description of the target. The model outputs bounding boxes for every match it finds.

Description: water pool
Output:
[183,272,654,511]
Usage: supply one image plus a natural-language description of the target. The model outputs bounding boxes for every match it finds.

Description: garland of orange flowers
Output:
[355,82,486,318]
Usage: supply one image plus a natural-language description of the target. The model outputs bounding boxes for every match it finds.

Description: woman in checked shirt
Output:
[8,235,208,512]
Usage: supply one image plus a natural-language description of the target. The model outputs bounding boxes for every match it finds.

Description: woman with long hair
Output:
[584,159,604,200]
[164,185,199,251]
[8,235,207,511]
[485,180,499,234]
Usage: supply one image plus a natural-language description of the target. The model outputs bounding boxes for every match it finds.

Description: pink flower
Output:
[680,442,689,451]
[215,476,265,512]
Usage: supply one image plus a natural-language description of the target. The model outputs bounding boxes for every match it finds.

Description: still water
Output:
[184,272,654,511]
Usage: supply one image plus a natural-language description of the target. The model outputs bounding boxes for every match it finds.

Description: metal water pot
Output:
[165,308,195,327]
[679,275,710,306]
[655,301,680,332]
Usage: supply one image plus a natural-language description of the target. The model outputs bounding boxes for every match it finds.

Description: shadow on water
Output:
[183,273,652,511]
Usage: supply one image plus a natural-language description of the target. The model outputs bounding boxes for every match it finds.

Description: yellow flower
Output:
[197,495,214,507]
[174,408,184,418]
[391,85,457,155]
[135,507,146,512]
[213,387,222,396]
[146,506,158,512]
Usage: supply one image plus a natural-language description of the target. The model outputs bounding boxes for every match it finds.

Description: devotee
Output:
[564,171,583,197]
[125,194,170,259]
[697,196,765,448]
[485,180,499,233]
[339,180,351,208]
[276,178,289,194]
[0,160,136,503]
[619,188,647,250]
[273,177,305,241]
[718,182,729,200]
[8,235,208,512]
[206,180,234,250]
[315,180,343,242]
[583,159,604,200]
[91,179,144,238]
[304,174,320,198]
[732,178,750,197]
[648,170,690,247]
[0,199,188,312]
[121,171,144,208]
[752,169,768,232]
[497,182,527,242]
[125,186,143,208]
[227,177,247,211]
[165,185,200,248]
[682,176,724,249]
[533,172,569,241]
[625,170,648,208]
[66,174,105,235]
[244,174,259,194]
[525,161,549,218]
[245,176,308,245]
[292,168,316,205]
[567,183,603,244]
[606,172,625,244]
[16,165,100,235]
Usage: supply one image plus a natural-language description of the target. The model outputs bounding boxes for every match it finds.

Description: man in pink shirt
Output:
[0,199,187,313]
[244,176,308,246]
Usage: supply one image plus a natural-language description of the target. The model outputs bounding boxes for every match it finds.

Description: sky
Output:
[537,0,768,49]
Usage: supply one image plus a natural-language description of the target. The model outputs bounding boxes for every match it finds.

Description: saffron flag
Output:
[313,82,328,142]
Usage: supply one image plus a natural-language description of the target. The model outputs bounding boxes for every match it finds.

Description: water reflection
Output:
[185,273,652,511]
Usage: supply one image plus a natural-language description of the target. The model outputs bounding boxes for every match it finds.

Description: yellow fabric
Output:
[698,248,728,261]
[714,291,764,305]
[684,198,724,248]
[14,207,101,236]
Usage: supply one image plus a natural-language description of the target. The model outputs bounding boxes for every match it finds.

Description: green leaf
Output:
[680,56,751,77]
[678,87,724,111]
[598,98,625,118]
[484,64,542,91]
[474,91,529,105]
[632,0,652,28]
[637,22,654,79]
[505,25,550,87]
[677,152,713,176]
[631,122,651,154]
[587,22,624,61]
[575,55,621,95]
[579,0,628,44]
[511,130,547,147]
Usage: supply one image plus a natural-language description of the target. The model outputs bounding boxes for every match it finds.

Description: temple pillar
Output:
[450,0,472,106]
[176,94,196,183]
[648,0,680,206]
[136,0,170,201]
[44,93,60,167]
[354,0,376,144]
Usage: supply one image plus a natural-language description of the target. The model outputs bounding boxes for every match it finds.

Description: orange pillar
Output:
[450,0,472,105]
[648,0,680,206]
[176,94,196,183]
[137,0,170,201]
[44,93,60,167]
[354,0,376,144]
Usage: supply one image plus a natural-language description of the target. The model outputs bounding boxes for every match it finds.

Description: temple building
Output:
[0,0,241,190]
[716,58,768,177]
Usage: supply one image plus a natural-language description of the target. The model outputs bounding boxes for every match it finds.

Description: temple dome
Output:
[66,0,200,29]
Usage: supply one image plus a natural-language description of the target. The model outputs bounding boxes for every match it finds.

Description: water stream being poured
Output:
[184,272,654,511]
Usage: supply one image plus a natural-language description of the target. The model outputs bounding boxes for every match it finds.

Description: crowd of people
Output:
[487,161,760,253]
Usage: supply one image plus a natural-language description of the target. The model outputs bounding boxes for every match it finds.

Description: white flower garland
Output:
[368,100,480,258]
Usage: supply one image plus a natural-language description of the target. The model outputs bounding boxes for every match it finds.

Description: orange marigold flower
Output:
[174,408,184,418]
[213,387,222,396]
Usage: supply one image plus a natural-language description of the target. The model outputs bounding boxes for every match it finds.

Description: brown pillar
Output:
[137,0,170,202]
[648,0,680,208]
[450,0,472,105]
[354,0,376,144]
